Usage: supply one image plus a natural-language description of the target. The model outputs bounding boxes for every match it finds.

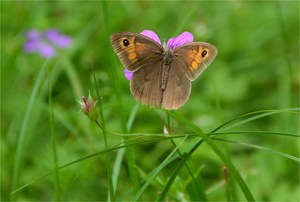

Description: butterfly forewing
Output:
[110,32,164,72]
[173,42,218,81]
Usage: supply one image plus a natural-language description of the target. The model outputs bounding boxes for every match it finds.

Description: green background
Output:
[1,1,299,201]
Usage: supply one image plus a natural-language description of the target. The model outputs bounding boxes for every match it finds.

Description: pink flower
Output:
[124,30,194,80]
[165,31,193,51]
[23,29,72,58]
[124,68,133,80]
[44,29,72,48]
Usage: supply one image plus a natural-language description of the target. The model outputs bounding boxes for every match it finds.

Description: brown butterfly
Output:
[110,31,218,110]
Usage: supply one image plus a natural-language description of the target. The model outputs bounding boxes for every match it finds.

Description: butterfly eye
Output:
[123,39,130,47]
[201,50,207,58]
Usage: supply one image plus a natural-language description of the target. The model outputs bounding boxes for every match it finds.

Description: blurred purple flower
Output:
[44,29,72,48]
[27,30,41,40]
[23,40,39,53]
[24,29,72,58]
[38,42,57,58]
[124,30,193,80]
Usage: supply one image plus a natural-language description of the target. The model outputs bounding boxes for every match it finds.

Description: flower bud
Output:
[79,92,99,121]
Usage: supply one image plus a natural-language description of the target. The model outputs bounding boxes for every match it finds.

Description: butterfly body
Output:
[110,32,217,110]
[161,49,173,90]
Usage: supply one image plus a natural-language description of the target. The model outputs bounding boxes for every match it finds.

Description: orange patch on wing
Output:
[188,47,205,70]
[194,46,203,62]
[191,61,198,69]
[194,53,201,63]
[119,36,140,61]
[129,52,137,60]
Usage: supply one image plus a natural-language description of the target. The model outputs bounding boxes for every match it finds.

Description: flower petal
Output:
[26,29,41,40]
[166,38,174,50]
[140,30,161,45]
[44,29,60,42]
[44,29,72,48]
[24,30,41,53]
[56,35,72,48]
[38,42,56,58]
[24,40,39,53]
[124,68,133,80]
[168,31,194,51]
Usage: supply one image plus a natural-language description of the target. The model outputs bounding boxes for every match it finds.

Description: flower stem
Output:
[93,74,115,201]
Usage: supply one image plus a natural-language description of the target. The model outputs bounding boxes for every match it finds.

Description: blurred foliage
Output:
[1,1,299,201]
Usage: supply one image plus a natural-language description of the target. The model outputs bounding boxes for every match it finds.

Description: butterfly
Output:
[110,31,217,110]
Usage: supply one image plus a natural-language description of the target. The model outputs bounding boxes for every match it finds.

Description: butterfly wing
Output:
[173,42,218,81]
[161,66,191,110]
[111,32,165,108]
[110,32,164,71]
[161,42,217,109]
[130,60,164,108]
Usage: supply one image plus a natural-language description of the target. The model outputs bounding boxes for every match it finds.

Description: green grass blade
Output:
[165,111,208,201]
[211,131,299,138]
[112,145,125,193]
[164,111,207,200]
[94,74,115,201]
[212,137,300,163]
[60,57,83,99]
[48,64,60,200]
[275,2,294,132]
[101,1,140,193]
[10,135,176,195]
[158,139,203,201]
[212,109,299,133]
[127,104,139,131]
[11,59,50,200]
[111,104,139,194]
[167,111,255,201]
[132,135,188,201]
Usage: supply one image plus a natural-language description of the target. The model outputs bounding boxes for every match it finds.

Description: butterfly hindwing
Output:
[130,59,164,108]
[161,65,191,110]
